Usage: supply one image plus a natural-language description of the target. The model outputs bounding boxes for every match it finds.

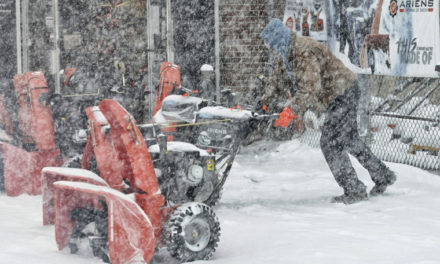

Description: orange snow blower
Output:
[42,99,220,263]
[153,62,181,116]
[0,72,62,196]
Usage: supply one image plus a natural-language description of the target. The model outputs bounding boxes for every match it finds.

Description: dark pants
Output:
[320,82,388,195]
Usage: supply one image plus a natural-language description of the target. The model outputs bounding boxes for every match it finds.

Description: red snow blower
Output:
[42,99,221,263]
[0,72,62,196]
[153,62,181,116]
[0,66,146,196]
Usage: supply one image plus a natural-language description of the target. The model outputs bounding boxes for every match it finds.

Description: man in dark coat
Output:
[260,18,396,204]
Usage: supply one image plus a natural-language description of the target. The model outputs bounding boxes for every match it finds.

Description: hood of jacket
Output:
[260,18,290,61]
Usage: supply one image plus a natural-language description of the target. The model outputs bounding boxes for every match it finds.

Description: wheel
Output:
[165,203,220,262]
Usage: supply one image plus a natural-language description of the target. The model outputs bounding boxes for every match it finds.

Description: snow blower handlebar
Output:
[149,106,296,137]
[250,106,297,129]
[252,72,299,128]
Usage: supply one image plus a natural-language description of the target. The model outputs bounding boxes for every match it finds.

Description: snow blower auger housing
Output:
[43,99,220,264]
[0,71,62,196]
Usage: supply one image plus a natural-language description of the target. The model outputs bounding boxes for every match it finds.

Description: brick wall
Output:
[219,0,267,95]
[219,0,286,96]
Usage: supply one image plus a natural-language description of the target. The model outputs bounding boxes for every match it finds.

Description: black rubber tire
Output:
[165,203,220,262]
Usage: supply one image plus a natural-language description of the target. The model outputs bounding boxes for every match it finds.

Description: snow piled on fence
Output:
[1,139,440,264]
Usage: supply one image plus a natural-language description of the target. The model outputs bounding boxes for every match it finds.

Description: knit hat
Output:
[260,18,297,90]
[260,18,291,63]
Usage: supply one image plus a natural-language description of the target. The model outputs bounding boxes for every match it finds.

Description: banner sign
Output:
[284,0,440,78]
[283,0,327,42]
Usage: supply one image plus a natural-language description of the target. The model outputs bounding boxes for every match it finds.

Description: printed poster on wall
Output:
[283,0,327,42]
[324,0,440,78]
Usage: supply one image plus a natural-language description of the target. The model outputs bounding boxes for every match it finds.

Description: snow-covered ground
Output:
[1,140,440,264]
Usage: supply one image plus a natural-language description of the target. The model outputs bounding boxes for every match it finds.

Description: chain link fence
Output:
[298,76,440,172]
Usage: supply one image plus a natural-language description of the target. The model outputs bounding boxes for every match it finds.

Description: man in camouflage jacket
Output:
[260,19,396,204]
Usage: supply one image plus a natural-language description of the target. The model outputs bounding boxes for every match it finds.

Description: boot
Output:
[370,170,396,196]
[331,189,368,204]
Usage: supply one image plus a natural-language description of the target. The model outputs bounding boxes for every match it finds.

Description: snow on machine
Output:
[42,99,221,263]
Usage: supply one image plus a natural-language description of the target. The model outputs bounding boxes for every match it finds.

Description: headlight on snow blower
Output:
[186,164,204,185]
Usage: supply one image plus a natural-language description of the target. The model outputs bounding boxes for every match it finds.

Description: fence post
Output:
[357,74,371,141]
